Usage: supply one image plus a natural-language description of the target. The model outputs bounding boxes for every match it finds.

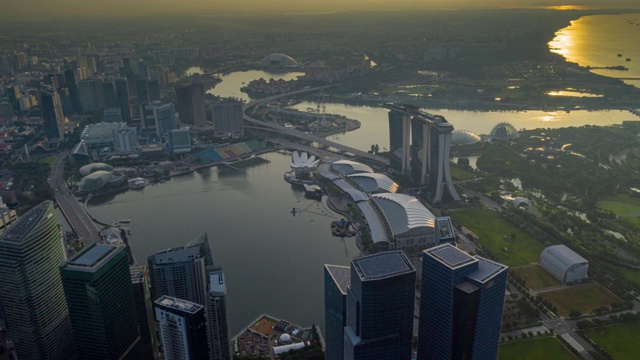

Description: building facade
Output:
[153,102,177,137]
[42,89,65,139]
[0,201,77,360]
[154,296,209,360]
[191,74,206,127]
[131,266,156,360]
[344,251,415,360]
[113,127,139,152]
[324,264,350,360]
[212,98,244,138]
[169,128,192,154]
[418,244,508,360]
[60,244,142,360]
[206,270,231,360]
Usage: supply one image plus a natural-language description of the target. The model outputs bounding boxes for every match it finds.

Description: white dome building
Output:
[279,333,292,344]
[79,171,114,192]
[259,53,298,67]
[540,245,588,284]
[79,163,113,177]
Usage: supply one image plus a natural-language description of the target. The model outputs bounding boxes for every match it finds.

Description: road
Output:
[243,87,390,166]
[48,152,101,247]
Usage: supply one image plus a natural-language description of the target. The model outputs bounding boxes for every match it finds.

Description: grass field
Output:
[597,194,640,216]
[39,155,57,166]
[540,283,622,317]
[450,209,545,267]
[601,262,640,287]
[498,337,576,360]
[449,165,476,181]
[513,265,561,290]
[584,321,640,359]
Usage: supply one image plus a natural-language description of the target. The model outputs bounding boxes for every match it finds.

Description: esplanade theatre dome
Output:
[79,163,113,177]
[259,53,298,66]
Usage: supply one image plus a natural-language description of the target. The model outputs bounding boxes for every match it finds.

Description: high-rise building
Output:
[131,266,157,360]
[41,89,65,139]
[147,233,214,305]
[136,79,150,104]
[324,264,350,360]
[155,296,210,360]
[113,127,139,152]
[206,270,231,360]
[212,98,244,138]
[64,69,81,114]
[78,79,105,114]
[343,251,415,360]
[418,244,508,360]
[103,81,119,108]
[388,109,411,174]
[148,79,160,102]
[138,60,150,80]
[114,78,132,123]
[104,107,123,123]
[153,102,177,137]
[60,244,142,360]
[168,127,192,154]
[0,201,77,360]
[175,84,194,125]
[191,74,206,127]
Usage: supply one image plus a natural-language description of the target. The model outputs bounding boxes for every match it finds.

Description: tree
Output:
[569,309,582,318]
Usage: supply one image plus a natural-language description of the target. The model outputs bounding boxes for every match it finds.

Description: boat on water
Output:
[128,177,149,190]
[626,58,631,62]
[618,53,623,57]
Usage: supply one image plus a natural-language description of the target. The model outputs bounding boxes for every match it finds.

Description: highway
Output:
[243,87,390,166]
[48,152,101,247]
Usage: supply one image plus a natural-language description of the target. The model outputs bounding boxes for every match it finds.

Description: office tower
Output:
[175,84,194,124]
[147,233,214,305]
[136,79,150,104]
[60,244,142,360]
[114,78,132,123]
[42,89,65,139]
[139,102,156,129]
[79,79,105,113]
[148,79,160,102]
[138,60,150,80]
[212,98,244,138]
[103,81,119,108]
[426,116,460,202]
[0,201,77,360]
[0,102,13,118]
[206,270,231,360]
[113,127,139,152]
[104,107,123,123]
[155,296,209,360]
[388,109,411,174]
[131,266,156,360]
[153,102,177,137]
[191,74,206,127]
[324,265,350,360]
[344,251,415,360]
[64,69,81,114]
[169,127,191,154]
[418,244,508,360]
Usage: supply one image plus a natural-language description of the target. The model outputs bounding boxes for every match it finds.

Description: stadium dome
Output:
[79,171,114,192]
[451,130,481,145]
[279,334,292,344]
[80,163,114,177]
[259,53,298,66]
[347,173,399,194]
[539,245,588,284]
[490,122,519,141]
[331,160,373,176]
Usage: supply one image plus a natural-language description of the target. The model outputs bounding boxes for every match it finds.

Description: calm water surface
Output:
[88,153,358,334]
[549,13,640,88]
[206,70,304,102]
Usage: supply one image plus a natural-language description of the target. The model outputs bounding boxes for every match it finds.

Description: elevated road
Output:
[48,152,101,247]
[243,87,389,166]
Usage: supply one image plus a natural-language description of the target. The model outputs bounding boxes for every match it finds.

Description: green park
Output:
[539,283,622,317]
[512,265,561,290]
[584,321,640,359]
[498,337,576,360]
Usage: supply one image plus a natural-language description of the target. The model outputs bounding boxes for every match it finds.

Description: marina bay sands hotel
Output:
[385,103,461,203]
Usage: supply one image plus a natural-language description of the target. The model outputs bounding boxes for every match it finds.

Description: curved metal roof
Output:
[79,170,113,192]
[357,202,390,244]
[331,160,373,175]
[541,245,588,269]
[348,173,399,193]
[259,53,298,66]
[372,193,435,237]
[79,163,113,177]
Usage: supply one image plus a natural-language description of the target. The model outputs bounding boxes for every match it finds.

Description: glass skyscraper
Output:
[343,251,415,360]
[155,295,209,360]
[418,244,508,360]
[0,201,77,360]
[324,264,350,360]
[60,244,142,360]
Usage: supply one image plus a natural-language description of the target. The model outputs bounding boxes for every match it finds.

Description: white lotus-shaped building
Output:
[291,151,320,169]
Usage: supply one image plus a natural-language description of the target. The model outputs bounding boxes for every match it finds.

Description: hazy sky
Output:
[4,1,640,21]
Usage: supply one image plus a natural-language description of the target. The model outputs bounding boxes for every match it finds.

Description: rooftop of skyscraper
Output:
[155,295,203,315]
[466,256,509,284]
[426,244,478,269]
[352,251,414,281]
[324,264,350,294]
[2,203,46,243]
[65,244,122,271]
